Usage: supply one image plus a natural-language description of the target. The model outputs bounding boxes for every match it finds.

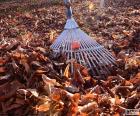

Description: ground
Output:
[0,0,140,115]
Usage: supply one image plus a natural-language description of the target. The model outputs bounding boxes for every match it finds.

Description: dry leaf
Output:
[0,67,6,73]
[63,64,70,78]
[36,104,50,112]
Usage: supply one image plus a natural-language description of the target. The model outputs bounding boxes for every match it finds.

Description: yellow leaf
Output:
[115,95,121,105]
[89,3,94,10]
[50,30,55,42]
[63,64,70,78]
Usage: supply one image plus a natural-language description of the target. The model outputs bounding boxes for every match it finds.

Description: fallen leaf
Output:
[63,64,70,78]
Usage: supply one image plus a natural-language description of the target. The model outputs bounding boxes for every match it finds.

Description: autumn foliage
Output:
[0,0,140,115]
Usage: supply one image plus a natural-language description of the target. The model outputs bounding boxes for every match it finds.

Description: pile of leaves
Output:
[0,1,140,115]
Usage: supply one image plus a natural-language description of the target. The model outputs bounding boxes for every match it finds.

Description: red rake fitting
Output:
[71,41,80,50]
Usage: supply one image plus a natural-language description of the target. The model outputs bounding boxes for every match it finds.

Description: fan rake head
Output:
[51,1,116,77]
[51,18,116,76]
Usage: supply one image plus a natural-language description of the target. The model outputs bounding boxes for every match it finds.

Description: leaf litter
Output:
[0,0,140,116]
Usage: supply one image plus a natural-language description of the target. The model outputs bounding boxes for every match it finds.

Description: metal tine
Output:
[97,48,113,65]
[83,51,98,76]
[92,49,110,75]
[80,38,99,69]
[93,41,115,64]
[101,48,116,64]
[75,52,78,63]
[69,30,75,76]
[67,44,70,60]
[65,43,70,60]
[67,40,71,59]
[79,51,85,65]
[79,48,88,66]
[103,48,116,62]
[78,44,89,67]
[77,52,82,65]
[91,41,115,62]
[73,51,76,60]
[82,31,102,49]
[70,28,84,65]
[77,31,99,68]
[75,30,100,75]
[52,31,65,48]
[95,48,111,66]
[55,30,70,50]
[80,37,109,75]
[62,31,70,49]
[52,40,60,50]
[79,32,103,67]
[97,48,114,66]
[90,42,112,65]
[87,50,106,75]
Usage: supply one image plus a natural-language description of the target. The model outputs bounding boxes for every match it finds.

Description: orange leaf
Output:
[12,52,27,59]
[72,93,80,103]
[36,104,50,112]
[113,113,120,116]
[112,34,118,39]
[83,93,98,100]
[51,94,61,101]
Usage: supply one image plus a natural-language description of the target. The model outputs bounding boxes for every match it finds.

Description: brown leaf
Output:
[12,52,27,60]
[0,67,6,73]
[130,73,140,86]
[20,59,30,74]
[6,41,19,51]
[0,80,24,102]
[0,57,6,66]
[0,74,11,84]
[80,93,98,105]
[5,104,22,112]
[81,68,89,77]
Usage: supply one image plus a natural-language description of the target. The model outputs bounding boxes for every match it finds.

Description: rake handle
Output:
[64,0,73,19]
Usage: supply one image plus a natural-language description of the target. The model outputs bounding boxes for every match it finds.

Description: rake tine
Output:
[74,29,108,76]
[93,42,115,64]
[77,52,82,64]
[101,48,116,64]
[83,51,98,76]
[98,48,113,65]
[79,34,103,68]
[93,49,110,75]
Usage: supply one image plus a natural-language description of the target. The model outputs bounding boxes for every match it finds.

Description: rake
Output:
[51,0,116,77]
